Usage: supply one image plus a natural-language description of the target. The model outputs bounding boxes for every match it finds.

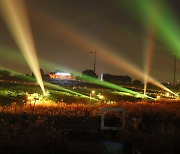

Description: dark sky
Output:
[0,0,180,83]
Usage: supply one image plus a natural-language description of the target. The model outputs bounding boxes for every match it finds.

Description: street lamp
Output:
[91,90,95,94]
[90,51,97,72]
[90,90,95,103]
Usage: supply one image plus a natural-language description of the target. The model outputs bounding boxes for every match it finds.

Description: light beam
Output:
[0,0,45,93]
[144,28,155,95]
[29,8,177,96]
[0,45,154,99]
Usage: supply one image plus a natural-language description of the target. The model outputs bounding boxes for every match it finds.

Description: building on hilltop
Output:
[49,71,75,80]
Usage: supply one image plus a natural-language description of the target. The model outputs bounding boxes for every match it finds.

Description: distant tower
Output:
[90,51,97,72]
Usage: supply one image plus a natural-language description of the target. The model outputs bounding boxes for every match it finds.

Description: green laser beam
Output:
[122,0,180,58]
[0,45,154,99]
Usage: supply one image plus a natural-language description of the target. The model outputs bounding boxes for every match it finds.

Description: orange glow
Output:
[49,73,75,80]
[27,100,58,107]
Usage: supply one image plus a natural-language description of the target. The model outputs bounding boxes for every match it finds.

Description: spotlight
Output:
[156,95,160,100]
[43,90,50,97]
[165,92,170,97]
[91,90,95,94]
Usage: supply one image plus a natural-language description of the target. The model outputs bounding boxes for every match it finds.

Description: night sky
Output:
[0,0,180,83]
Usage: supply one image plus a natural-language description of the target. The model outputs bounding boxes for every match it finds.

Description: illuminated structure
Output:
[49,71,75,80]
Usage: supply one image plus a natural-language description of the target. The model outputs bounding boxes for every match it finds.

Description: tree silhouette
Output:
[0,70,11,76]
[82,69,98,78]
[133,80,142,85]
[103,73,132,84]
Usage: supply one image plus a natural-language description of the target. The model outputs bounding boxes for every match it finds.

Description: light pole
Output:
[171,51,176,85]
[90,51,97,72]
[173,53,176,85]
